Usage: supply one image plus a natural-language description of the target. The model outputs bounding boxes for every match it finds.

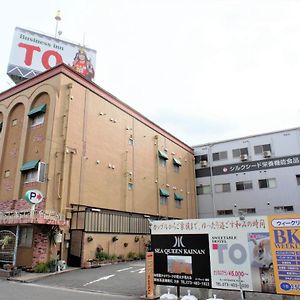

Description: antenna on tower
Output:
[82,32,86,48]
[55,10,62,39]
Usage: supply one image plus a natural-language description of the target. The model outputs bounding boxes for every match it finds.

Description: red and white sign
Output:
[7,27,97,82]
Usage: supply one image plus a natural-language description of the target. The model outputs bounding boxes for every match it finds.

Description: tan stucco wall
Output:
[82,232,150,262]
[55,75,196,219]
[0,69,197,267]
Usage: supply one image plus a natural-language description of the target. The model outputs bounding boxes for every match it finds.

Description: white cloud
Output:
[1,0,300,146]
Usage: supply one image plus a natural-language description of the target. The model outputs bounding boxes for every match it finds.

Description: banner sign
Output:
[151,215,300,295]
[152,234,211,288]
[269,215,300,295]
[7,27,97,82]
[196,155,300,178]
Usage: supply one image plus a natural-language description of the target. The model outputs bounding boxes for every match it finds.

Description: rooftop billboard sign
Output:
[7,27,96,83]
[151,214,300,296]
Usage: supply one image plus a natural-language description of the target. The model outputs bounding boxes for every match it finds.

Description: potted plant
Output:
[87,236,93,242]
[0,235,12,250]
[48,254,59,272]
[48,225,60,245]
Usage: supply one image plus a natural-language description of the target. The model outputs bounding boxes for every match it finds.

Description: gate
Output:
[0,230,17,265]
[68,230,83,267]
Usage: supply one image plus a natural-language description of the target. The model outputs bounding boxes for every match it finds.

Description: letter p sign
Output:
[25,189,44,205]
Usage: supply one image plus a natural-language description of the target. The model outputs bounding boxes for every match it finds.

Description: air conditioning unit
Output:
[37,162,47,182]
[263,150,271,158]
[200,160,208,167]
[240,154,248,161]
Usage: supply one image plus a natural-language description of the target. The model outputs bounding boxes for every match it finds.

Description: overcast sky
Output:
[1,0,300,146]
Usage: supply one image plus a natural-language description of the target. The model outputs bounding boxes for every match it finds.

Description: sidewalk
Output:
[7,267,79,283]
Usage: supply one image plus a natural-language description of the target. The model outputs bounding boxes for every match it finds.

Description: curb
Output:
[7,267,79,283]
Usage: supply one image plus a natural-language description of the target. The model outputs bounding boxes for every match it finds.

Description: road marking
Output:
[27,283,138,298]
[83,274,115,286]
[117,267,133,272]
[130,268,145,274]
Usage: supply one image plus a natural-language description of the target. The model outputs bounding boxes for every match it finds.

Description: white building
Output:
[194,127,300,218]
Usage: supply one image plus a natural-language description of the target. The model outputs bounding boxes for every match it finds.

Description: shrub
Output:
[127,251,138,260]
[95,251,109,261]
[110,254,117,261]
[117,254,125,261]
[34,262,49,273]
[139,253,146,260]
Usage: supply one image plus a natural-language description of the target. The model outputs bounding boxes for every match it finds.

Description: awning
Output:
[158,150,168,160]
[28,104,47,117]
[159,188,170,197]
[174,193,183,201]
[173,158,182,166]
[20,159,40,172]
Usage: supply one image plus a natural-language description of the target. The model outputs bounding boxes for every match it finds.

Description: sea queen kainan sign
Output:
[7,27,96,83]
[151,233,211,288]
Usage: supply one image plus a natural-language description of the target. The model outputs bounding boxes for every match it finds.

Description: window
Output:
[160,196,168,205]
[173,158,181,173]
[232,147,248,158]
[175,200,181,208]
[200,154,208,162]
[12,119,18,126]
[20,160,46,183]
[254,144,271,155]
[258,178,276,189]
[0,121,2,132]
[217,209,233,216]
[238,208,256,215]
[196,184,211,195]
[195,154,208,165]
[128,183,134,190]
[158,150,168,167]
[215,183,231,193]
[128,137,134,145]
[19,226,33,248]
[296,175,300,185]
[212,151,227,161]
[274,206,294,213]
[160,188,169,205]
[31,114,45,127]
[236,181,253,191]
[28,104,47,127]
[24,169,39,183]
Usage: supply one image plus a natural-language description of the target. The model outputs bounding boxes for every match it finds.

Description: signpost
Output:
[24,189,44,218]
[146,251,155,299]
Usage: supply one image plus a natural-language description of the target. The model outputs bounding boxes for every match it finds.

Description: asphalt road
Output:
[33,260,146,298]
[1,260,299,300]
[0,279,138,300]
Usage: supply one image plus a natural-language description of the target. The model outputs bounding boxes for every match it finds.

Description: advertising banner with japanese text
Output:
[151,215,298,295]
[152,234,211,288]
[268,214,300,295]
[7,27,96,82]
